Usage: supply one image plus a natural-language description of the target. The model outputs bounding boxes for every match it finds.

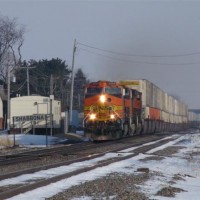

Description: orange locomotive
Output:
[83,80,143,140]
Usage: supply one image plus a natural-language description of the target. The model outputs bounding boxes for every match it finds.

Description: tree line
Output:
[0,15,89,112]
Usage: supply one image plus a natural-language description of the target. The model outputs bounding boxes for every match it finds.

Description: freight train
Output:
[83,80,199,141]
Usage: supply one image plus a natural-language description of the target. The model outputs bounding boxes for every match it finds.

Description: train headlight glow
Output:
[100,95,106,103]
[110,114,115,119]
[89,114,96,120]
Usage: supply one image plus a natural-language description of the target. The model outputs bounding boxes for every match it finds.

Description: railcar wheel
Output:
[129,123,136,136]
[136,123,142,134]
[119,130,123,138]
[123,124,129,136]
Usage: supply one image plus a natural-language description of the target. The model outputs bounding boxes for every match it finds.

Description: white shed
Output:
[10,95,61,129]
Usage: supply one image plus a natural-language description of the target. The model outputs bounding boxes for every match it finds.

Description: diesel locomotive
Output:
[83,80,197,141]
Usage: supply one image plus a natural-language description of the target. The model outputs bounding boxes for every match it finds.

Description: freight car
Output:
[83,80,196,141]
[188,111,200,129]
[120,80,188,133]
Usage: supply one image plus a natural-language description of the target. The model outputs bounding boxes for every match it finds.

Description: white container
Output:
[120,79,162,109]
[119,79,189,122]
[174,100,179,115]
[161,110,169,122]
[169,96,176,114]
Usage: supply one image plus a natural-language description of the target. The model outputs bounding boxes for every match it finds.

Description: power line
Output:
[31,68,49,78]
[10,80,27,94]
[80,48,200,66]
[78,41,200,58]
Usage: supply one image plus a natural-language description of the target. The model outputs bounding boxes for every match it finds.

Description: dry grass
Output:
[0,136,13,147]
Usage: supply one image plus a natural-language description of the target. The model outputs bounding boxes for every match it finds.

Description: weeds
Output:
[0,136,13,147]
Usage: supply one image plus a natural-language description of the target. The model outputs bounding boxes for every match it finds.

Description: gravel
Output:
[46,172,151,200]
[156,186,186,197]
[45,144,191,200]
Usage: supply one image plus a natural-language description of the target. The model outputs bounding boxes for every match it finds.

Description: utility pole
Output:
[7,68,11,133]
[20,66,35,96]
[50,74,53,95]
[69,39,76,129]
[27,68,30,96]
[50,74,53,136]
[7,66,16,133]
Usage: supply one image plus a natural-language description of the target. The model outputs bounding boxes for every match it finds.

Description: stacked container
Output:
[120,79,188,127]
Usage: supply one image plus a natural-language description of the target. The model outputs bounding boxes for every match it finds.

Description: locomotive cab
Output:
[83,81,124,140]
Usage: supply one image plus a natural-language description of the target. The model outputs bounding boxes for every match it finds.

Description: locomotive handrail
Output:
[82,110,93,128]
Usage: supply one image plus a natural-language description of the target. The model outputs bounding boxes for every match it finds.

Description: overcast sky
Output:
[1,0,200,109]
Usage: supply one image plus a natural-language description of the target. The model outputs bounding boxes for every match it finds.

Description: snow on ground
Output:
[1,131,200,200]
[0,133,69,147]
[0,131,89,148]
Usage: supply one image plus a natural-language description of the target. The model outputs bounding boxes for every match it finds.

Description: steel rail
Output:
[0,135,177,200]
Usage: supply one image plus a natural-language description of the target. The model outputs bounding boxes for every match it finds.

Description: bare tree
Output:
[0,15,25,83]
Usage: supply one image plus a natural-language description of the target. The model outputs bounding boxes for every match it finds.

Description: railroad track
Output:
[0,133,170,166]
[0,133,180,199]
[0,142,96,166]
[0,134,173,180]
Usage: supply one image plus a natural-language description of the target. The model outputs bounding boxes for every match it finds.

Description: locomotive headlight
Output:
[110,114,115,119]
[100,95,106,103]
[89,114,96,120]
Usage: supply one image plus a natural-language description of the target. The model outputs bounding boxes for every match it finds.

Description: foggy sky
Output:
[1,0,200,109]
